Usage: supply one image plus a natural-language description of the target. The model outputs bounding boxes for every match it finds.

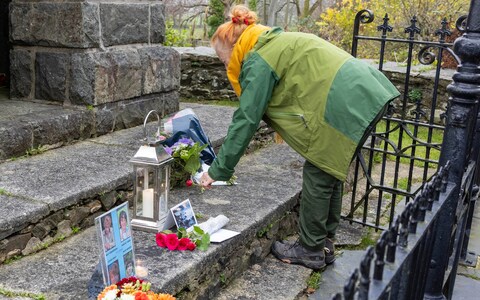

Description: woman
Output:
[102,214,115,251]
[118,210,131,241]
[200,5,399,270]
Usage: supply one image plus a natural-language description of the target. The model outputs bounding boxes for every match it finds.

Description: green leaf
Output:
[196,233,211,251]
[177,227,187,238]
[193,225,205,235]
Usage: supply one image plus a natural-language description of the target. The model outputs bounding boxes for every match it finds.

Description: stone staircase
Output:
[0,95,371,299]
[3,98,475,300]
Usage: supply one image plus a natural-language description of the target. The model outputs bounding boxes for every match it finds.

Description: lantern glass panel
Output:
[157,167,168,218]
[135,166,156,219]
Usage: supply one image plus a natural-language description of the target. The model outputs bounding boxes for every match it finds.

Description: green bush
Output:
[318,0,469,60]
[164,21,192,47]
[207,0,225,37]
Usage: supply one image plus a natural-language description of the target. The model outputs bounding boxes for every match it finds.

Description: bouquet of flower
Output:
[164,138,207,188]
[97,277,175,300]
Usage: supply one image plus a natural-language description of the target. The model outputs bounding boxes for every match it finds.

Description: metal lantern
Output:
[130,110,173,232]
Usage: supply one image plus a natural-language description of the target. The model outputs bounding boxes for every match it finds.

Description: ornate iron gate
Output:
[334,0,480,298]
[346,9,465,230]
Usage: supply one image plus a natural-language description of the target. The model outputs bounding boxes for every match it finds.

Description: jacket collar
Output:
[227,24,270,96]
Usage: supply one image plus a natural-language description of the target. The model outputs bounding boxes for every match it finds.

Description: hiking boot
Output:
[324,238,336,264]
[271,240,326,270]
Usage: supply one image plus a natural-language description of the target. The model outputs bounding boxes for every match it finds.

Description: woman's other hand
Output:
[200,172,215,188]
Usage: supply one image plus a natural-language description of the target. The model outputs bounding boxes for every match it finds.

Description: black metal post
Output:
[424,0,480,298]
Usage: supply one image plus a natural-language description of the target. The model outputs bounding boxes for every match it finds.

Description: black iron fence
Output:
[346,9,465,230]
[335,0,480,298]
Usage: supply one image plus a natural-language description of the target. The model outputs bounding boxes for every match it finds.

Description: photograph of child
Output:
[101,213,115,251]
[108,260,120,284]
[123,251,135,277]
[172,200,197,230]
[118,210,131,241]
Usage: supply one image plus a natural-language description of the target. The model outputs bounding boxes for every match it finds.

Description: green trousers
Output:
[299,160,343,251]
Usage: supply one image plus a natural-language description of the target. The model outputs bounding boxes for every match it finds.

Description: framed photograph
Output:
[95,202,136,286]
[171,199,197,230]
[100,213,116,252]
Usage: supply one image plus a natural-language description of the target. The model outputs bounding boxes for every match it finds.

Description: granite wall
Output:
[9,0,180,109]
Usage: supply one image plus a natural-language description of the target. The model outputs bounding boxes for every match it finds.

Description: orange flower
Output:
[147,292,176,300]
[134,291,150,300]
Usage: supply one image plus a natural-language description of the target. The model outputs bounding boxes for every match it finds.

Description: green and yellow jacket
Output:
[208,26,400,182]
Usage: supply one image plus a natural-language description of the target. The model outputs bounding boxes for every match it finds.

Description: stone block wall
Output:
[174,47,236,100]
[9,0,179,108]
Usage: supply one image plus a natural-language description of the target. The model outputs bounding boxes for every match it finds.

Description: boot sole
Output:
[325,255,336,265]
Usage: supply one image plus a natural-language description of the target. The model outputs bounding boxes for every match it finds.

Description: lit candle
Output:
[135,265,149,279]
[142,189,154,218]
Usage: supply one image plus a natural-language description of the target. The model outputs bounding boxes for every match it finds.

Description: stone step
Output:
[0,90,178,161]
[0,103,234,258]
[0,139,306,299]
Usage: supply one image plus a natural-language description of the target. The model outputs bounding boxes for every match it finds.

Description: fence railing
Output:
[346,9,465,230]
[335,0,480,298]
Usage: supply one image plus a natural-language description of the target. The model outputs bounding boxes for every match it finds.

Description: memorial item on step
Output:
[171,199,197,231]
[97,276,176,300]
[160,108,236,188]
[95,202,136,286]
[156,200,239,251]
[197,214,240,243]
[130,110,175,232]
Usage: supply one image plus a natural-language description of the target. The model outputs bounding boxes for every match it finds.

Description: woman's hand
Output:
[200,172,215,188]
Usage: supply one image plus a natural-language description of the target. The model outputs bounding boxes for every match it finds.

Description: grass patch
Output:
[25,145,48,157]
[307,271,322,290]
[180,98,239,107]
[72,226,81,234]
[0,287,46,300]
[0,188,13,196]
[374,121,443,168]
[339,228,379,251]
[3,255,22,265]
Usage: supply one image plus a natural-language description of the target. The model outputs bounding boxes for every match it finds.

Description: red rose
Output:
[177,237,191,251]
[186,179,193,187]
[186,242,196,251]
[165,233,179,250]
[116,276,143,287]
[156,233,167,248]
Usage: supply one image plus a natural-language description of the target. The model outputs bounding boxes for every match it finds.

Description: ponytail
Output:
[211,5,258,49]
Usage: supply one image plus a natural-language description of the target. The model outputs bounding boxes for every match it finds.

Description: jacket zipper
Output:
[268,112,308,128]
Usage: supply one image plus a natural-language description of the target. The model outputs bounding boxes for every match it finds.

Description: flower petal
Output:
[156,233,167,248]
[165,233,179,250]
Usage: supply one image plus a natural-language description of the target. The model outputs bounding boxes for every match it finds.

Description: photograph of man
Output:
[172,201,196,229]
[101,213,115,251]
[118,210,131,241]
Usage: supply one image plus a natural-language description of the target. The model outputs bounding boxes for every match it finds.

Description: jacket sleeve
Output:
[208,54,278,181]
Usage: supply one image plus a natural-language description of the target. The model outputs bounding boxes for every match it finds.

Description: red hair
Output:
[211,5,258,49]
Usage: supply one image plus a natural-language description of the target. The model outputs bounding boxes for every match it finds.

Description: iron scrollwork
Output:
[456,15,468,33]
[418,17,461,66]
